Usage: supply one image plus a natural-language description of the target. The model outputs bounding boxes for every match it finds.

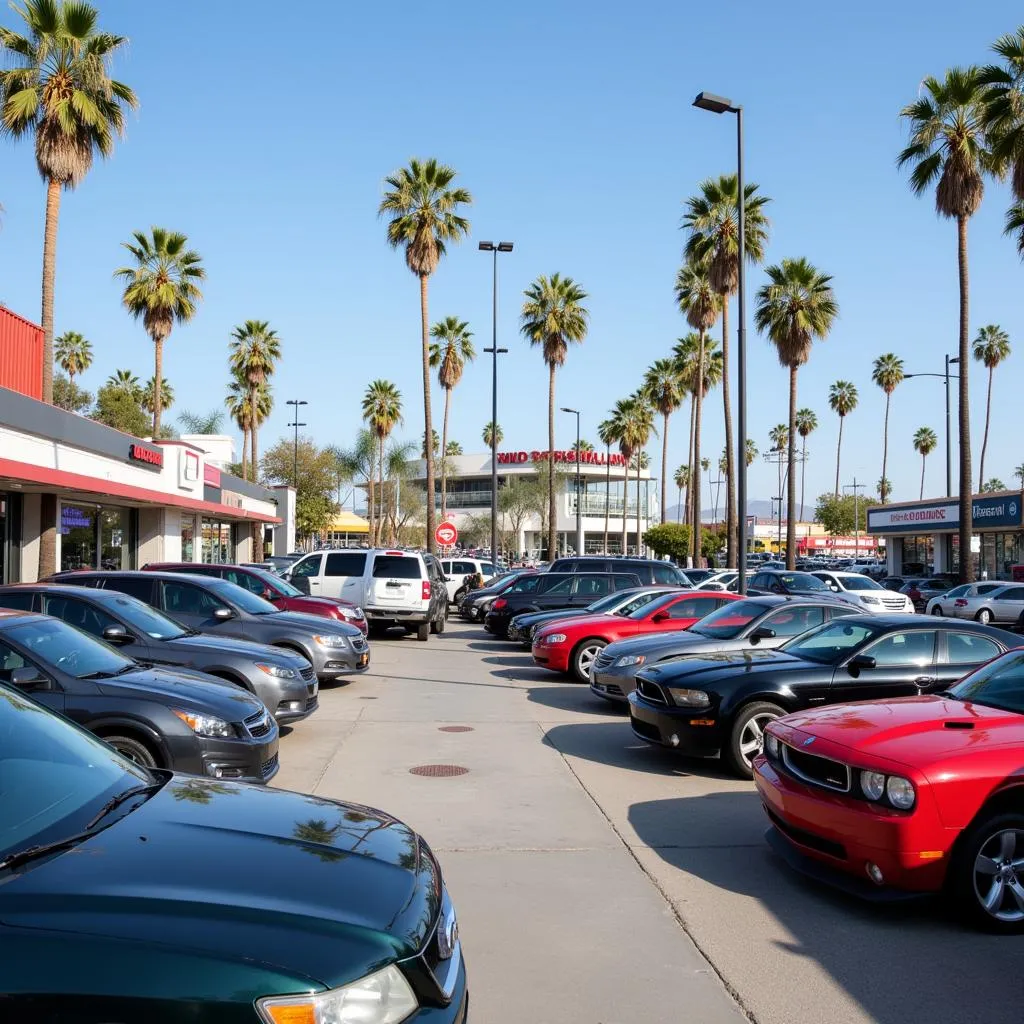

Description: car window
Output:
[975,584,1003,596]
[508,576,542,594]
[863,631,936,668]
[652,563,677,585]
[225,569,267,595]
[0,592,35,612]
[372,555,422,579]
[161,581,228,617]
[763,606,826,637]
[667,596,720,619]
[7,617,134,680]
[951,650,1024,712]
[946,585,969,598]
[946,632,1002,666]
[290,554,323,579]
[480,563,496,576]
[995,588,1024,602]
[450,561,470,575]
[572,575,611,597]
[100,576,155,603]
[324,552,366,577]
[616,592,663,616]
[783,621,880,664]
[751,574,769,588]
[440,560,451,573]
[0,637,29,680]
[540,577,575,596]
[839,576,882,591]
[41,595,121,640]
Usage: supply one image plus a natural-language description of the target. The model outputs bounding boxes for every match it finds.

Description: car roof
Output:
[0,608,38,625]
[816,570,876,579]
[57,569,229,586]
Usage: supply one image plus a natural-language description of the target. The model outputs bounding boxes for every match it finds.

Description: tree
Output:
[610,394,655,556]
[55,330,91,385]
[1016,464,1024,488]
[972,324,1011,491]
[828,380,858,496]
[683,174,771,567]
[643,357,686,526]
[794,409,817,522]
[92,383,149,436]
[673,465,690,525]
[421,429,440,459]
[876,477,892,501]
[229,320,281,483]
[261,436,338,541]
[446,440,463,456]
[380,158,472,554]
[482,421,502,448]
[362,380,403,546]
[871,353,903,504]
[429,316,474,520]
[899,67,991,582]
[982,477,1007,492]
[745,438,759,467]
[815,493,877,536]
[105,369,142,401]
[378,438,417,544]
[597,418,617,550]
[225,374,270,482]
[643,523,691,561]
[605,400,634,555]
[178,408,225,434]
[980,27,1024,202]
[1006,202,1024,258]
[141,376,173,415]
[520,273,589,559]
[52,371,91,413]
[498,476,540,553]
[913,426,938,500]
[573,439,594,453]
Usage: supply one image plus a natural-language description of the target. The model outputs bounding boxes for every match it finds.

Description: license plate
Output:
[358,653,369,668]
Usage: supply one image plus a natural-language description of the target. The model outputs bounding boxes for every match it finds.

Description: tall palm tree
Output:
[445,440,463,456]
[626,395,656,553]
[607,401,634,556]
[828,381,858,496]
[745,439,759,467]
[520,273,589,559]
[105,369,141,400]
[229,320,282,482]
[1015,464,1024,488]
[980,28,1024,201]
[55,330,92,385]
[913,427,939,500]
[642,358,686,525]
[429,316,474,520]
[756,259,838,568]
[794,408,817,520]
[597,418,616,551]
[482,421,503,448]
[683,175,771,566]
[899,67,991,582]
[380,159,472,553]
[225,375,271,482]
[1006,202,1024,258]
[141,376,173,415]
[871,353,904,504]
[115,228,205,435]
[674,465,690,524]
[972,324,1011,491]
[361,381,403,546]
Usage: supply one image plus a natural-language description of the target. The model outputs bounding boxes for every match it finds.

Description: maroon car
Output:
[142,562,368,634]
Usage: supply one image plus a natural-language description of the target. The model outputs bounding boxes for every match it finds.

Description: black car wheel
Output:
[951,812,1024,932]
[454,586,468,604]
[931,605,944,616]
[431,606,446,634]
[571,638,607,684]
[976,608,993,625]
[416,622,431,642]
[105,734,159,769]
[724,702,785,779]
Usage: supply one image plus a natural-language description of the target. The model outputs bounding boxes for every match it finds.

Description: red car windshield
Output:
[949,649,1024,714]
[628,593,679,620]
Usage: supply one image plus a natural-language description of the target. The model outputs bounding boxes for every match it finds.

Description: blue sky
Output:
[2,0,1023,511]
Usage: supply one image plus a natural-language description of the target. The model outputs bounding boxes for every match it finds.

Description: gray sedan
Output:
[0,583,318,724]
[589,596,856,704]
[946,582,1024,625]
[51,570,370,683]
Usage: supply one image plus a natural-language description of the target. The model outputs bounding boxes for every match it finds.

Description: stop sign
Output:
[435,522,458,547]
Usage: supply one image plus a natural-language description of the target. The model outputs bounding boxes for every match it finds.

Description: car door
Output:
[159,579,244,638]
[287,553,324,595]
[40,593,152,664]
[990,587,1024,623]
[532,575,575,611]
[937,630,1005,687]
[831,629,939,702]
[645,594,724,634]
[323,551,369,603]
[0,636,64,716]
[939,584,970,613]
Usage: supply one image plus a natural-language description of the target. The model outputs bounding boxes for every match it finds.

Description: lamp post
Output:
[694,90,746,593]
[561,407,583,555]
[479,241,513,563]
[844,477,866,556]
[286,400,307,490]
[905,355,960,497]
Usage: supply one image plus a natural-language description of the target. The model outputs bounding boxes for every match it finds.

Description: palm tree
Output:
[982,477,1007,492]
[972,324,1011,491]
[115,228,205,436]
[55,330,92,385]
[482,421,503,448]
[178,408,224,434]
[899,67,992,582]
[429,316,474,520]
[828,381,859,496]
[756,260,838,568]
[607,401,634,555]
[745,439,758,467]
[225,375,271,482]
[141,376,173,415]
[794,409,817,518]
[877,477,893,501]
[980,28,1024,201]
[445,440,463,456]
[683,175,771,566]
[105,369,142,401]
[610,396,655,555]
[520,273,589,560]
[229,321,282,482]
[871,354,904,504]
[674,465,690,524]
[361,381,403,546]
[421,429,440,459]
[1016,464,1024,488]
[642,358,686,525]
[380,159,472,554]
[1006,202,1024,258]
[573,439,595,454]
[913,427,938,500]
[598,418,616,551]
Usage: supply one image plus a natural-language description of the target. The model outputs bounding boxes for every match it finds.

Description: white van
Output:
[439,557,497,603]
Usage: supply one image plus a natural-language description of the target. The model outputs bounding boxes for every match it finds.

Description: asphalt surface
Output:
[274,620,1023,1024]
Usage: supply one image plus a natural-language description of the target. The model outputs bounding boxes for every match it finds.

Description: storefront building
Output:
[867,492,1023,579]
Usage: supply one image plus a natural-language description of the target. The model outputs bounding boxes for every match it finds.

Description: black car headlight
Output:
[256,964,418,1023]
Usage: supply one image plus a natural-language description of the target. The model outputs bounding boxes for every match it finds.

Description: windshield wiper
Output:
[78,664,136,680]
[85,782,163,829]
[934,689,961,700]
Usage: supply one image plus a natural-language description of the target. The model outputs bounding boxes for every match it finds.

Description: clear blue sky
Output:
[2,0,1022,510]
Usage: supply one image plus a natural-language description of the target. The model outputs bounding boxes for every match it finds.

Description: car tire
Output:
[950,811,1024,933]
[976,608,993,625]
[571,638,607,684]
[931,605,943,616]
[454,586,468,604]
[416,622,430,642]
[723,701,785,779]
[431,607,446,634]
[104,734,159,769]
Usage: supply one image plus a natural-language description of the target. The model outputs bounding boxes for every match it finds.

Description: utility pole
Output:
[286,399,307,490]
[709,473,725,524]
[844,477,866,557]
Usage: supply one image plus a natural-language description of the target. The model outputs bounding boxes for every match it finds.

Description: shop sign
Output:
[128,442,164,469]
[496,449,627,467]
[868,495,1022,534]
[60,505,93,534]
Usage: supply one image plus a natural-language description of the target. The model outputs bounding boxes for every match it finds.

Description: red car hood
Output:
[282,594,359,613]
[547,612,626,637]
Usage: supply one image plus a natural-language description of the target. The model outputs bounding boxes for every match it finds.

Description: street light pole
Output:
[694,90,747,594]
[844,477,866,556]
[905,357,960,497]
[562,407,582,555]
[286,400,307,491]
[480,241,513,564]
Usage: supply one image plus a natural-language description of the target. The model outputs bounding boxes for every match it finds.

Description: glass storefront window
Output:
[60,504,98,572]
[60,503,135,572]
[901,535,935,575]
[100,507,131,570]
[181,514,196,562]
[201,519,232,563]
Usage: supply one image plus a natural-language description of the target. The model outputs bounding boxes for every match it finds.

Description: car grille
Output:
[781,743,851,793]
[260,753,279,779]
[299,665,316,682]
[635,678,668,704]
[245,710,273,739]
[765,806,847,860]
[878,595,908,610]
[351,636,369,653]
[630,716,662,741]
[305,695,319,713]
[594,650,615,671]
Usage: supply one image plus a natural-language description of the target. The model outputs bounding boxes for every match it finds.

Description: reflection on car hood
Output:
[169,632,308,666]
[282,594,360,612]
[1,779,439,988]
[96,665,266,719]
[604,630,723,660]
[265,610,362,637]
[637,648,807,685]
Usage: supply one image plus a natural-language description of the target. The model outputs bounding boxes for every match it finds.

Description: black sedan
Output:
[0,609,278,781]
[748,570,843,599]
[628,615,1020,779]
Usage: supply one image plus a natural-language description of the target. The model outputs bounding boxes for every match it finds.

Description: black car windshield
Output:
[208,579,279,615]
[104,593,189,640]
[949,650,1024,713]
[691,600,769,639]
[775,573,829,593]
[782,620,881,664]
[0,684,151,859]
[8,617,135,679]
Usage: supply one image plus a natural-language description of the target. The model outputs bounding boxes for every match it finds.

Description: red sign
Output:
[203,463,222,487]
[496,449,627,467]
[128,442,164,468]
[435,522,458,546]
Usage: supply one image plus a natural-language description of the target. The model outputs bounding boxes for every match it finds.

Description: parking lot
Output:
[275,621,1024,1024]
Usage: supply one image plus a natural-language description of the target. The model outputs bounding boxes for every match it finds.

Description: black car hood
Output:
[166,632,307,665]
[0,779,439,988]
[95,665,266,720]
[637,648,814,686]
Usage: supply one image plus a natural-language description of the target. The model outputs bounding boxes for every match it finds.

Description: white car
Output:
[811,570,915,614]
[936,582,1024,626]
[439,557,497,603]
[926,582,1005,617]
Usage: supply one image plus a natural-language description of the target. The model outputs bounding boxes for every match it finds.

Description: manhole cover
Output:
[409,764,469,778]
[438,726,474,733]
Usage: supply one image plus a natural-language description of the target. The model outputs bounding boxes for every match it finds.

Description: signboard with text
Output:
[496,449,627,467]
[868,495,1022,534]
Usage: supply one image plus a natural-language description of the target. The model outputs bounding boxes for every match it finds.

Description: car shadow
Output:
[526,684,625,717]
[628,792,1024,1024]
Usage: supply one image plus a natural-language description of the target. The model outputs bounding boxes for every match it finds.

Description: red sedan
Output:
[754,645,1024,931]
[533,590,739,683]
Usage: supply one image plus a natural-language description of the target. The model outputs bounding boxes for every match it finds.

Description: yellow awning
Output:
[323,511,370,535]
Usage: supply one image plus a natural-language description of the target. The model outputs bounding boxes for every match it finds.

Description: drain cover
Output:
[438,726,474,733]
[409,764,469,778]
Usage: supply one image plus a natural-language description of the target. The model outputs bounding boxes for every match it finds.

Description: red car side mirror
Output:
[652,611,670,623]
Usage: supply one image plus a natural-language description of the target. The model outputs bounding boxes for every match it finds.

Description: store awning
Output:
[323,511,370,535]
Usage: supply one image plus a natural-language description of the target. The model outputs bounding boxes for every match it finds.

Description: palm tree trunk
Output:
[881,393,890,503]
[800,435,808,524]
[41,178,60,406]
[241,424,250,482]
[786,366,798,569]
[957,214,973,583]
[367,462,376,547]
[721,299,736,567]
[979,366,993,492]
[834,415,844,497]
[547,362,557,559]
[249,389,259,484]
[920,453,926,501]
[660,411,669,524]
[677,485,682,524]
[440,387,452,521]
[38,492,57,579]
[620,457,629,556]
[603,443,610,554]
[692,330,705,565]
[686,397,696,526]
[152,338,164,437]
[379,435,386,546]
[419,274,437,552]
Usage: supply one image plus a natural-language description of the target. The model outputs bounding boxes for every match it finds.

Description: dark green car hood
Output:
[637,648,812,687]
[0,777,440,989]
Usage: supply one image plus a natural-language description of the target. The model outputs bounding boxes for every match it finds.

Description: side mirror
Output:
[10,665,48,689]
[213,607,235,621]
[847,653,876,675]
[652,611,670,623]
[262,588,276,600]
[749,626,776,643]
[101,624,133,646]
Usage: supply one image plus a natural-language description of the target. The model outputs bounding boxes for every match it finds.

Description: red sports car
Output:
[754,645,1024,931]
[532,590,739,683]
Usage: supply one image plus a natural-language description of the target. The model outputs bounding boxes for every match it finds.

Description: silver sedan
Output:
[925,582,1004,617]
[943,582,1024,625]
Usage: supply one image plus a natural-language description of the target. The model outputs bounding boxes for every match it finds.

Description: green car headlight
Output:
[257,964,418,1024]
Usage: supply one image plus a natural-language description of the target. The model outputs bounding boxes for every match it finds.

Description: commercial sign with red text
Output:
[496,449,627,467]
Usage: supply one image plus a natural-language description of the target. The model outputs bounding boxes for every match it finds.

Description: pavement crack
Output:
[310,705,365,795]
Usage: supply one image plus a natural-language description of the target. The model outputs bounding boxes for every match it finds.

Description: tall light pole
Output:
[694,90,747,593]
[844,477,866,556]
[480,241,513,563]
[905,354,960,497]
[286,400,307,490]
[562,407,583,554]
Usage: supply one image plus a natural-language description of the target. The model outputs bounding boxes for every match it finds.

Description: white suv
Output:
[439,557,497,603]
[811,570,915,614]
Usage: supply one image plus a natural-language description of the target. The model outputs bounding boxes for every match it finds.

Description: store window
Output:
[900,535,935,575]
[181,514,196,562]
[100,507,131,570]
[201,519,233,563]
[60,503,136,573]
[60,504,98,572]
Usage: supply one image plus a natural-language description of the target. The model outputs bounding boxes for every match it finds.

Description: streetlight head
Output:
[693,91,734,114]
[497,241,514,252]
[478,241,495,251]
[949,356,960,365]
[560,407,579,414]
